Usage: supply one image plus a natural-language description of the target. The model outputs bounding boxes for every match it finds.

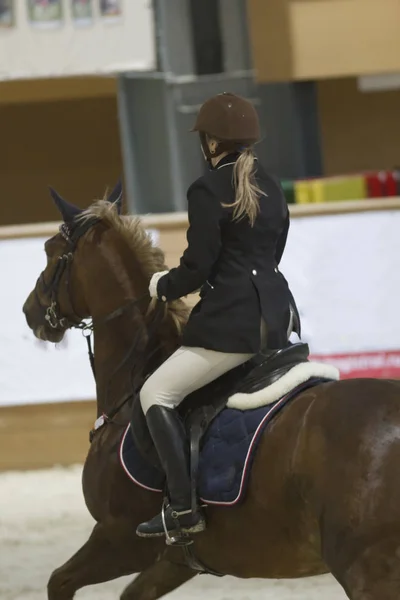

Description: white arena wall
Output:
[1,198,399,470]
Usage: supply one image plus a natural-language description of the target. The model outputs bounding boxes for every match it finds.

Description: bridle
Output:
[37,219,96,333]
[37,217,149,343]
[36,217,160,438]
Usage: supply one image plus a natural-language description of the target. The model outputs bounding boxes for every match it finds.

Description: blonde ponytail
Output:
[222,149,266,226]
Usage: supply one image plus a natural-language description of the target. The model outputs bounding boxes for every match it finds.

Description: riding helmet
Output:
[191,92,261,146]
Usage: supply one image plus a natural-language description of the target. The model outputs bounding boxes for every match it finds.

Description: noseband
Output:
[42,251,76,330]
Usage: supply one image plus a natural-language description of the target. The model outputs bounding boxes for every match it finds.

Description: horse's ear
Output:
[107,179,123,215]
[49,187,83,223]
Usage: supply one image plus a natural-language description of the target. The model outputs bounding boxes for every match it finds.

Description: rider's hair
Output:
[221,147,266,227]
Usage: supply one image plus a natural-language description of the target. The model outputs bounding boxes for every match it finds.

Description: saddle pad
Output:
[119,378,326,506]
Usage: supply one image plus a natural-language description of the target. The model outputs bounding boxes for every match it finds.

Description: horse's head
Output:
[22,181,123,343]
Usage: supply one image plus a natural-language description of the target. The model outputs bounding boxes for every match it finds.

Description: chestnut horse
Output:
[23,186,400,600]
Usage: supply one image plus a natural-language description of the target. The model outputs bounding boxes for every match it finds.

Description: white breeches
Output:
[140,321,267,415]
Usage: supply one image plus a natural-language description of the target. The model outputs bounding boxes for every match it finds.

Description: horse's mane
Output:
[80,199,189,334]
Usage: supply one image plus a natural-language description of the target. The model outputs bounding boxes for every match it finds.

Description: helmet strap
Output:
[199,132,215,163]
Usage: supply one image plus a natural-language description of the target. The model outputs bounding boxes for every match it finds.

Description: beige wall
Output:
[318,78,400,175]
[291,0,400,81]
[247,0,400,82]
[0,78,122,226]
[246,0,293,82]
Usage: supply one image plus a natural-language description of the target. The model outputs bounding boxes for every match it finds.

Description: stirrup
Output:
[161,499,194,547]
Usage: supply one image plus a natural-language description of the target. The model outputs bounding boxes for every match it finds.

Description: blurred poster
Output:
[71,0,93,26]
[1,0,155,81]
[27,0,63,29]
[99,0,122,22]
[0,0,14,28]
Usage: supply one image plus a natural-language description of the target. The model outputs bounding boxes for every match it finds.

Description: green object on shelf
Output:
[281,179,295,204]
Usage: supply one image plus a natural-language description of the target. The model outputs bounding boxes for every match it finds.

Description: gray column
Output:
[257,82,323,179]
[154,0,196,76]
[219,0,253,74]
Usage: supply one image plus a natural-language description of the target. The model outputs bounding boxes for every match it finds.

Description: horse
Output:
[22,183,400,600]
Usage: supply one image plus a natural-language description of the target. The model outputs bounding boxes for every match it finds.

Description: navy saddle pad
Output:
[120,378,324,506]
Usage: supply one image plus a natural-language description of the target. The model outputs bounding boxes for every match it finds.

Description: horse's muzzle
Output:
[22,290,65,343]
[22,291,38,331]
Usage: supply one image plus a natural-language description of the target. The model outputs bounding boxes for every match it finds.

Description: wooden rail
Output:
[0,198,400,240]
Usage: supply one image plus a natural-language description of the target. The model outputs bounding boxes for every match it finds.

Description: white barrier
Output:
[280,210,400,378]
[0,201,399,407]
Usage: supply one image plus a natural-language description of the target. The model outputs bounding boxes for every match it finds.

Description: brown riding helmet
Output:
[191,92,261,145]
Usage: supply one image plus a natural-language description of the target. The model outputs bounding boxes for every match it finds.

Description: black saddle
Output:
[131,342,310,475]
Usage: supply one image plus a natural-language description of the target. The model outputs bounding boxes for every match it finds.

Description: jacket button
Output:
[274,267,279,273]
[161,295,167,302]
[252,269,257,276]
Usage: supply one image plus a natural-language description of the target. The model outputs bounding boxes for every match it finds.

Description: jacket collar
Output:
[211,152,258,171]
[214,152,240,170]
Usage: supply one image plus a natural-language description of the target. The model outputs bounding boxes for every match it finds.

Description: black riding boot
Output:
[136,405,206,538]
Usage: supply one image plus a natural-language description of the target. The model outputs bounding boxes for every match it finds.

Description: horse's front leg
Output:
[120,559,196,600]
[47,521,161,600]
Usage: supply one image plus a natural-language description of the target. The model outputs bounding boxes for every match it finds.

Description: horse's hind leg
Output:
[47,521,160,600]
[120,560,195,600]
[337,538,400,600]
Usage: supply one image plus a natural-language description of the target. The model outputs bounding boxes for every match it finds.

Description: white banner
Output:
[281,210,400,354]
[0,211,399,406]
[280,210,400,378]
[0,1,155,80]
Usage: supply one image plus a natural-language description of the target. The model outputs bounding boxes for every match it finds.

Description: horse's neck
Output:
[92,304,179,417]
[81,227,181,416]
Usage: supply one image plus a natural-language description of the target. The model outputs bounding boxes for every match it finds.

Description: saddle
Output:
[130,342,310,505]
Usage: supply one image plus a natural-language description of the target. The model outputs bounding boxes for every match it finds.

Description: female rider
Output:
[136,92,300,538]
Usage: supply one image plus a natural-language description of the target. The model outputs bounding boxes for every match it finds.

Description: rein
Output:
[77,294,150,380]
[89,309,165,441]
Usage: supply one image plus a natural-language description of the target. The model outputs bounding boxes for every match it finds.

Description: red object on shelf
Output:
[380,171,397,196]
[365,172,384,198]
[386,172,397,196]
[367,171,400,198]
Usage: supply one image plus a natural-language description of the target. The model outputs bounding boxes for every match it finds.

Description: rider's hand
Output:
[149,271,169,300]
